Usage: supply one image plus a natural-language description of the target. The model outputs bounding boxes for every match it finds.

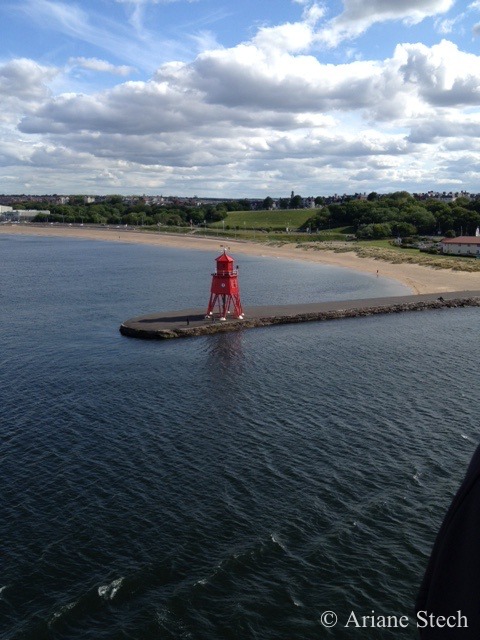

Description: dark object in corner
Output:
[416,443,480,637]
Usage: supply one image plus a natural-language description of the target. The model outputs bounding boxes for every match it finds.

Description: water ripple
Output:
[2,237,480,639]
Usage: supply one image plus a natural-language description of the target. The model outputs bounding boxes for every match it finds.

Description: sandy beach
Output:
[3,223,480,295]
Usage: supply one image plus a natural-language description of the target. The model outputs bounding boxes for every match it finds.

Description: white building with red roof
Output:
[440,236,480,256]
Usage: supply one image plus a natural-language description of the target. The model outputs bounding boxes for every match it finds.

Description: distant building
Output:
[3,209,50,222]
[20,209,50,221]
[302,197,316,208]
[440,236,480,256]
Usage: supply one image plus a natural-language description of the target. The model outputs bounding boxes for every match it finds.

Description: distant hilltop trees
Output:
[0,194,251,227]
[1,190,480,237]
[301,191,480,238]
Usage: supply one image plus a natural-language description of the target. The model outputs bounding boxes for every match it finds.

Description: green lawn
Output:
[210,209,315,230]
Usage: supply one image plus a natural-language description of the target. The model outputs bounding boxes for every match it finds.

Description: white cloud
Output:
[182,45,386,113]
[188,30,223,54]
[434,15,461,34]
[253,21,316,53]
[10,33,480,194]
[292,1,326,25]
[398,40,480,107]
[15,40,420,181]
[408,115,480,143]
[69,57,135,76]
[252,2,325,54]
[318,0,455,46]
[433,1,480,37]
[0,58,57,101]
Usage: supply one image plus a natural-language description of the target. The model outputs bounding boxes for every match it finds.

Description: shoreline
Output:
[2,224,480,295]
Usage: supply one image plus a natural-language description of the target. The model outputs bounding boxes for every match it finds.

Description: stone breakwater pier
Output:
[120,290,480,340]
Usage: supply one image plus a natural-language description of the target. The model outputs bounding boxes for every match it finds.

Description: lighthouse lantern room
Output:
[206,249,244,321]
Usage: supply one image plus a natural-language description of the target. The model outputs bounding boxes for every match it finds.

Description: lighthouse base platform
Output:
[120,291,480,340]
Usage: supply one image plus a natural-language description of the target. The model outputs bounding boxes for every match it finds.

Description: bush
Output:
[204,207,228,222]
[391,222,417,238]
[356,222,392,239]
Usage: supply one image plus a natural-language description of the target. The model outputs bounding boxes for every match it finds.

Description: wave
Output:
[98,576,124,601]
[270,532,287,552]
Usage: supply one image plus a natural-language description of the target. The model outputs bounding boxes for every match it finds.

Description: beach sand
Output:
[3,224,480,295]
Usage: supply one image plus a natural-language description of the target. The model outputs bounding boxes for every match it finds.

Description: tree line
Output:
[301,191,480,238]
[21,195,247,226]
[17,190,480,237]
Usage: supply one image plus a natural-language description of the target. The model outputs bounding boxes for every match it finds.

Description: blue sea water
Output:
[1,234,480,639]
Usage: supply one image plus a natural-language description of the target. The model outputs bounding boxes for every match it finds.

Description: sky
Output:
[2,0,480,197]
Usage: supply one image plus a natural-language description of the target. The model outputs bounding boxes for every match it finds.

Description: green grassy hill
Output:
[210,209,315,230]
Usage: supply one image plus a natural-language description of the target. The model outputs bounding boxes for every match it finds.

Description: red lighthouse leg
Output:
[206,292,217,316]
[232,294,243,318]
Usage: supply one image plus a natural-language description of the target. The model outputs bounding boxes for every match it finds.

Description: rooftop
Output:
[442,236,480,244]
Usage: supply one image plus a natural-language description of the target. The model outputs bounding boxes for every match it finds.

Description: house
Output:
[440,236,480,256]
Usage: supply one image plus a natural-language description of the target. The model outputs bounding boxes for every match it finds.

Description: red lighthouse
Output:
[206,249,244,321]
